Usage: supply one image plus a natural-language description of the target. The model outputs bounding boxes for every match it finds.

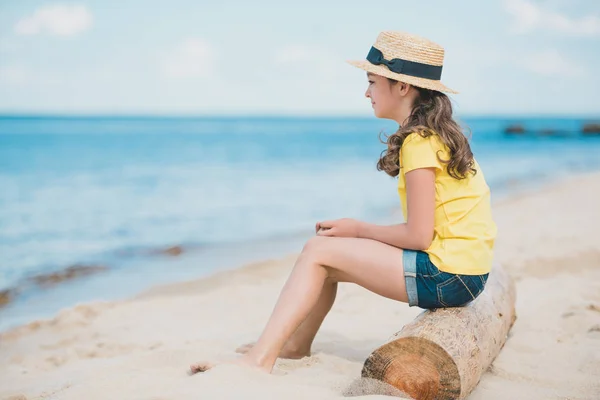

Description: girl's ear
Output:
[396,81,411,96]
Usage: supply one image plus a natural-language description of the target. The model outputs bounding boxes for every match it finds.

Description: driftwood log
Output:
[361,263,516,400]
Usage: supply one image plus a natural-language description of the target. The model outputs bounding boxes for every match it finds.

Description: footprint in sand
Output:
[586,303,600,313]
[275,354,321,372]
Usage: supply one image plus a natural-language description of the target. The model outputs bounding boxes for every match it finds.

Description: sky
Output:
[0,0,599,116]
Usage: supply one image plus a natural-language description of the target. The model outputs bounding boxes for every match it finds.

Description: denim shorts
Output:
[403,249,489,309]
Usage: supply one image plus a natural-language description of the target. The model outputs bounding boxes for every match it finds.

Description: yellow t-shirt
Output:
[397,132,497,275]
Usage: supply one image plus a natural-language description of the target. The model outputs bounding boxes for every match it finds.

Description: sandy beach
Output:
[1,171,599,400]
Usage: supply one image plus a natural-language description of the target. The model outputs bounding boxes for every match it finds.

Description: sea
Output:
[1,115,599,331]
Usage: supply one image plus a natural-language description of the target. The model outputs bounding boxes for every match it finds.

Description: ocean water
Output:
[1,115,599,329]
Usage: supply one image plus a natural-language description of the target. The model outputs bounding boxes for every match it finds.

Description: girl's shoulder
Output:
[402,130,447,152]
[399,130,450,173]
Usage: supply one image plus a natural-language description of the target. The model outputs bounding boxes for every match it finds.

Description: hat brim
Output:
[346,60,459,94]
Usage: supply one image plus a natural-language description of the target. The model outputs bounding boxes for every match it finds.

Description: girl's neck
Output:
[393,105,413,127]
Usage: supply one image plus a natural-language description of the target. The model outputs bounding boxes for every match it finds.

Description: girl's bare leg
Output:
[235,278,338,359]
[190,236,408,374]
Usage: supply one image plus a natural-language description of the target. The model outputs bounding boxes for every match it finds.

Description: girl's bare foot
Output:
[189,355,271,375]
[235,342,310,359]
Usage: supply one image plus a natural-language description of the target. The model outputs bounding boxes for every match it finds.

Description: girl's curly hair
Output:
[376,81,476,180]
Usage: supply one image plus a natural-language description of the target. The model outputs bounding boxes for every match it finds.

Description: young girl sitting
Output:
[191,30,497,374]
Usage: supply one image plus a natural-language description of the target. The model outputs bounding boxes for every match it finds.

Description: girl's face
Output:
[364,72,417,124]
[365,73,399,119]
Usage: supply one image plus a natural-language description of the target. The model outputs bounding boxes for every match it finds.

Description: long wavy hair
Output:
[376,79,476,180]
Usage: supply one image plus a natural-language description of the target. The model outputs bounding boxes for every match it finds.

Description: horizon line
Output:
[0,112,599,120]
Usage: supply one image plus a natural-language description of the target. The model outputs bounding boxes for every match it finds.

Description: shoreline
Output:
[1,170,599,400]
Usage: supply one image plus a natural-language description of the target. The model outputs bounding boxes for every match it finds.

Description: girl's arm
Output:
[358,167,436,250]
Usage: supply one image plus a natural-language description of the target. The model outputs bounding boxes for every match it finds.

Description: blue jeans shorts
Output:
[403,249,489,309]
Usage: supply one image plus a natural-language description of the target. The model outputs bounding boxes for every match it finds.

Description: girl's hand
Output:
[315,218,363,238]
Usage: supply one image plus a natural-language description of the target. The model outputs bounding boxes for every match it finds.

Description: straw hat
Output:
[346,31,458,94]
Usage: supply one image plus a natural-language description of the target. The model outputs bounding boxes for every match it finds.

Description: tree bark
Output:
[361,263,517,400]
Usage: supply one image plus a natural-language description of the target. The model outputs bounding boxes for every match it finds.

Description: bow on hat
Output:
[366,46,443,81]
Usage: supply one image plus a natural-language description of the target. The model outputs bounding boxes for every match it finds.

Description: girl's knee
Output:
[301,236,330,255]
[299,236,335,267]
[299,238,344,281]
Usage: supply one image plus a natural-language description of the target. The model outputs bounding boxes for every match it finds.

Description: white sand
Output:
[1,172,599,400]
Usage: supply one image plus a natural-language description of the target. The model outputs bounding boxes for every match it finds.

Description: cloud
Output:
[504,0,600,36]
[163,38,215,79]
[14,4,93,36]
[521,49,587,77]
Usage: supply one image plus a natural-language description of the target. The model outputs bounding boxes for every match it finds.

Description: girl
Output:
[191,31,497,374]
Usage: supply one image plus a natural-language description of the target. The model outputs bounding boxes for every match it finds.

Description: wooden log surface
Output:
[361,263,517,400]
